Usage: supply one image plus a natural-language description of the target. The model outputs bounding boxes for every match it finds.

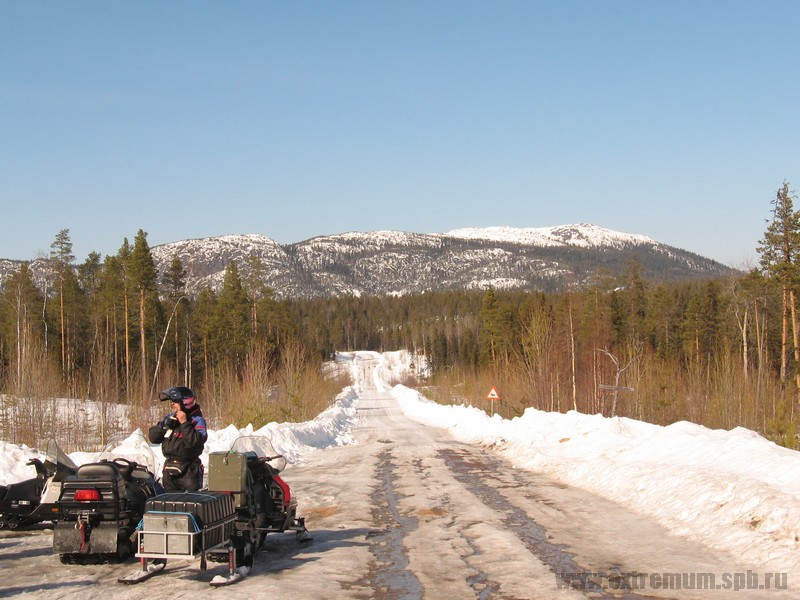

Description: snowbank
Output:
[392,382,800,573]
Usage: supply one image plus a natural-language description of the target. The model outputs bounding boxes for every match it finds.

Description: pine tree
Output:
[99,253,126,401]
[115,239,134,399]
[215,261,251,374]
[479,287,500,365]
[242,254,266,334]
[758,181,800,391]
[129,230,158,402]
[49,229,75,379]
[192,287,218,384]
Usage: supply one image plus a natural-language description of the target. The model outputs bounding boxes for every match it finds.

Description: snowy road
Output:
[0,356,792,599]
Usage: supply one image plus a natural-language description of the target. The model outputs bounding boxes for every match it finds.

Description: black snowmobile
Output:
[215,434,311,566]
[0,439,78,529]
[121,435,310,586]
[53,432,162,563]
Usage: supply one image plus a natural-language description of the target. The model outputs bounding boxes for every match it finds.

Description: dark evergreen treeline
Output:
[289,268,789,439]
[2,182,800,448]
[0,229,343,447]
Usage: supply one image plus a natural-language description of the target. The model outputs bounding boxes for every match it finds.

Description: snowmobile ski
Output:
[118,560,166,584]
[296,528,313,542]
[209,565,250,587]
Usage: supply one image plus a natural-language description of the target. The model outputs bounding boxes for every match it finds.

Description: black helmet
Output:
[158,386,196,409]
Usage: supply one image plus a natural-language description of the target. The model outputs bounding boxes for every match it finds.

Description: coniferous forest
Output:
[2,183,800,450]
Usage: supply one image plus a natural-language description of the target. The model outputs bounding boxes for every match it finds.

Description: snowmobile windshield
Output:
[45,438,78,473]
[98,431,158,475]
[229,435,287,473]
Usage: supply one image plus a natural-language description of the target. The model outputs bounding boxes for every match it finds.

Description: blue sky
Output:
[2,2,798,267]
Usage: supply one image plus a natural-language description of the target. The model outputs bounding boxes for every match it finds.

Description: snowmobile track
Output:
[439,447,662,599]
[361,448,425,599]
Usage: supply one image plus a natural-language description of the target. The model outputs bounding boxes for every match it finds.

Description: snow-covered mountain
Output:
[0,224,736,298]
[150,233,293,294]
[447,223,655,248]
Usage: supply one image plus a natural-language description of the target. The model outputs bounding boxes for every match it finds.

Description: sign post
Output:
[486,386,500,416]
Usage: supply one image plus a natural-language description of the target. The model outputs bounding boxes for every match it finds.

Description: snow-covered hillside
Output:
[0,224,735,298]
[446,223,656,248]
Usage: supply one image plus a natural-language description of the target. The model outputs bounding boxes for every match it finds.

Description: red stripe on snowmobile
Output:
[273,475,291,508]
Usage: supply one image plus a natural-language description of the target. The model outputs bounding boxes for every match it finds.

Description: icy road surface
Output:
[0,357,790,599]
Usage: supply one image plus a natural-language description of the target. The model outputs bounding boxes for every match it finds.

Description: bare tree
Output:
[597,347,638,417]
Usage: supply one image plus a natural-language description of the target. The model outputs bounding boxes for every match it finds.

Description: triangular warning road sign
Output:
[486,386,501,401]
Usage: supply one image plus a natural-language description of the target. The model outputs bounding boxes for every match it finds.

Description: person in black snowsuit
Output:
[149,386,208,492]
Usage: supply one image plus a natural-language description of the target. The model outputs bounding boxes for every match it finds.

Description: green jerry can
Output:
[207,451,251,508]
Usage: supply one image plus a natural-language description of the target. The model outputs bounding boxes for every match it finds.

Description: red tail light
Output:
[74,489,102,501]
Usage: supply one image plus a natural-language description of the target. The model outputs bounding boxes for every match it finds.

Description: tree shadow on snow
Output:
[2,544,54,560]
[0,579,98,598]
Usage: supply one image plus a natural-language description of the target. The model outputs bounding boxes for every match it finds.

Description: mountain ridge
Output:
[0,224,737,298]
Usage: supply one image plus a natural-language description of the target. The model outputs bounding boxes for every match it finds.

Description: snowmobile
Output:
[53,432,162,563]
[218,435,310,558]
[0,439,78,529]
[120,435,310,586]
